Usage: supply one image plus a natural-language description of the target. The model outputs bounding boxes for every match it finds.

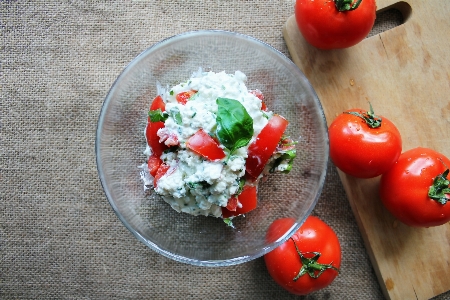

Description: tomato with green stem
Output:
[295,0,376,49]
[379,147,450,227]
[264,216,341,295]
[329,104,402,178]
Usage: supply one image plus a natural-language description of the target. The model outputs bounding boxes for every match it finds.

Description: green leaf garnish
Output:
[223,218,234,228]
[148,109,169,122]
[270,149,297,174]
[269,136,297,173]
[215,98,253,153]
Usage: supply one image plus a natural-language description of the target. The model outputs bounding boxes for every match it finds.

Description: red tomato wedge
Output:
[150,95,165,111]
[147,155,162,177]
[222,185,257,218]
[153,163,170,188]
[176,90,197,105]
[246,115,289,179]
[146,95,168,157]
[186,129,226,161]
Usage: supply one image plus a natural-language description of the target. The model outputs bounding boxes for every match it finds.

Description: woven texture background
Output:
[2,1,448,299]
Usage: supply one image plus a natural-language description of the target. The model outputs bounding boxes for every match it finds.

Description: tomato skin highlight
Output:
[146,95,168,157]
[329,108,402,178]
[186,129,226,161]
[222,185,257,218]
[246,115,289,179]
[295,0,376,49]
[264,216,341,295]
[379,147,450,227]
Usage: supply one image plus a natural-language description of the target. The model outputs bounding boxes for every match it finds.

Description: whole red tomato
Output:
[264,216,341,295]
[379,147,450,227]
[295,0,377,49]
[329,105,402,178]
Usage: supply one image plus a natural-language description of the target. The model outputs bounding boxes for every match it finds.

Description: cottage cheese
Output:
[141,70,287,218]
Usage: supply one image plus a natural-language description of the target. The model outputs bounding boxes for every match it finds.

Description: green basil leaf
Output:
[149,109,169,122]
[215,98,253,153]
[270,149,297,174]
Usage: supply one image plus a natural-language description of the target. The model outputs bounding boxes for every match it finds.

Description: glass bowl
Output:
[96,30,328,266]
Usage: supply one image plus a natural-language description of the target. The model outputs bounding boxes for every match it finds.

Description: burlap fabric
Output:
[2,1,449,299]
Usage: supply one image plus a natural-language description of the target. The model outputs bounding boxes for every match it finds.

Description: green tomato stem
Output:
[290,238,339,281]
[345,102,382,129]
[334,0,363,12]
[428,168,450,205]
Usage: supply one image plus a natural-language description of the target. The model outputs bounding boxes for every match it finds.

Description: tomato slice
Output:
[147,155,162,177]
[153,163,170,188]
[146,95,168,157]
[246,115,289,179]
[222,185,257,218]
[176,90,197,105]
[186,129,226,161]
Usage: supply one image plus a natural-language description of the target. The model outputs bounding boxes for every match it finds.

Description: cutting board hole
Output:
[367,2,412,38]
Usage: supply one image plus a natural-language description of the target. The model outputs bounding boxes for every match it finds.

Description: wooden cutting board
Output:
[283,1,450,299]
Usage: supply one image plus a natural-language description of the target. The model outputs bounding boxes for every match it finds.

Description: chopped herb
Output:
[170,107,182,125]
[170,90,174,96]
[187,181,211,190]
[270,149,297,173]
[189,92,200,101]
[223,218,234,228]
[148,109,169,122]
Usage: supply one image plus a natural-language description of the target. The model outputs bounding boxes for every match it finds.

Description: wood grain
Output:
[283,1,450,299]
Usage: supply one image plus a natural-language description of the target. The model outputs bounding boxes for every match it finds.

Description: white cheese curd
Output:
[143,70,281,218]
